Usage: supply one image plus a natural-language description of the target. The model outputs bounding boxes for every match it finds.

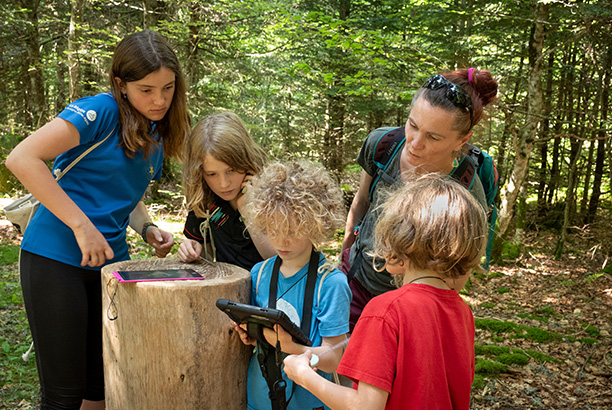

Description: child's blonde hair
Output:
[244,161,346,248]
[374,174,487,279]
[183,112,267,217]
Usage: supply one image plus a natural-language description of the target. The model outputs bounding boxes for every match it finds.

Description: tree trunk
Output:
[585,46,611,225]
[580,140,595,215]
[496,2,549,241]
[19,0,45,128]
[494,47,526,191]
[537,52,555,217]
[102,258,251,410]
[56,34,69,114]
[323,0,351,178]
[68,0,86,101]
[324,93,346,178]
[555,140,583,259]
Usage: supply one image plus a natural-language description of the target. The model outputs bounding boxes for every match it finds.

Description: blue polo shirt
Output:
[21,93,163,269]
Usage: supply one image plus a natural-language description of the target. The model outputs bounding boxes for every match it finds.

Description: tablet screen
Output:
[113,268,204,282]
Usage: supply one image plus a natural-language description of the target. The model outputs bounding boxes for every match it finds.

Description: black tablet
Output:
[113,268,204,283]
[216,298,312,346]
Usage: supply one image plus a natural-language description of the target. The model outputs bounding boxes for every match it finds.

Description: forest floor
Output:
[1,192,612,409]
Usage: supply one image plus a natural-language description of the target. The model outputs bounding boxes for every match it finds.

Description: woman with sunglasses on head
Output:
[341,68,498,329]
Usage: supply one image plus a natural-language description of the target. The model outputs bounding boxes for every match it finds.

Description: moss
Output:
[535,307,556,317]
[521,326,560,343]
[475,318,563,343]
[525,350,559,363]
[475,358,508,375]
[517,313,548,323]
[472,374,487,390]
[496,287,510,294]
[497,352,530,366]
[479,302,496,309]
[475,318,518,333]
[583,324,600,337]
[487,271,504,278]
[578,338,598,345]
[475,344,509,356]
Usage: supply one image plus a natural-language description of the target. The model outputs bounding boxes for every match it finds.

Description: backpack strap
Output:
[254,339,287,410]
[255,258,270,296]
[451,155,477,191]
[254,249,318,410]
[269,248,319,339]
[368,127,406,201]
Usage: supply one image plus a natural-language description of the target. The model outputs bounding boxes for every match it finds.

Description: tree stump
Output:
[101,258,251,410]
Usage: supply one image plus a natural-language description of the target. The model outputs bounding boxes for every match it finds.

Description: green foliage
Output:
[502,242,522,260]
[0,267,39,408]
[0,243,20,266]
[585,272,605,283]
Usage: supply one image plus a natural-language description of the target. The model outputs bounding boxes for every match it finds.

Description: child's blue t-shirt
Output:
[246,252,351,410]
[21,93,163,269]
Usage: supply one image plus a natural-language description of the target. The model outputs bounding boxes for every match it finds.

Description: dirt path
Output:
[1,213,611,409]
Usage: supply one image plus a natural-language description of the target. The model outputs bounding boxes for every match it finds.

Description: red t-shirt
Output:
[337,284,475,410]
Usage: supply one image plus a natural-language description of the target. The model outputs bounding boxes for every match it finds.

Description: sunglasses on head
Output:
[423,74,473,127]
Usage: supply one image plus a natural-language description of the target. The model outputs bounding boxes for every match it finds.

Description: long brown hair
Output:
[110,30,189,159]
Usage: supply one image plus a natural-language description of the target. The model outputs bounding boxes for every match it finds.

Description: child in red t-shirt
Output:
[284,175,487,410]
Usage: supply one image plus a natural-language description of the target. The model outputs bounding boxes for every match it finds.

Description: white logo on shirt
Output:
[277,299,301,327]
[86,110,97,122]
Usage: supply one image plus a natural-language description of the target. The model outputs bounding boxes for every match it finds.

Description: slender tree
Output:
[496,1,549,246]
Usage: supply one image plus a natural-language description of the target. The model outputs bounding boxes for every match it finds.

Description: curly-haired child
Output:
[284,175,487,410]
[178,112,275,270]
[235,161,351,410]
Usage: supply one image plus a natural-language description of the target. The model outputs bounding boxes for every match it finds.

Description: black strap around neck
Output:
[268,248,319,339]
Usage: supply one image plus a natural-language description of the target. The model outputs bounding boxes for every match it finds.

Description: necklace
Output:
[408,275,447,285]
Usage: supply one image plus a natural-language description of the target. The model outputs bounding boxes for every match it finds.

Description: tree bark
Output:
[537,52,555,216]
[19,0,45,128]
[496,1,549,241]
[555,139,582,259]
[68,0,86,101]
[585,46,611,225]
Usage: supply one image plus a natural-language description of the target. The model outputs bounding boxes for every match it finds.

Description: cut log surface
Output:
[101,258,251,410]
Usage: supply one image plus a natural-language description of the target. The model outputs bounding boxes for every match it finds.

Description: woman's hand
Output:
[145,227,174,258]
[72,220,114,267]
[234,322,257,346]
[177,239,203,262]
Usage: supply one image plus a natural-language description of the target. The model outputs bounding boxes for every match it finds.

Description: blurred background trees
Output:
[1,0,611,260]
